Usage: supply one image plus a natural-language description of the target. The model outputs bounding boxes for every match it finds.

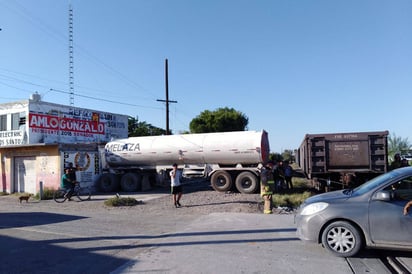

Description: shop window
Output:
[0,115,6,131]
[11,113,19,130]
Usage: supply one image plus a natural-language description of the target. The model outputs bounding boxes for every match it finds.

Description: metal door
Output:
[13,156,36,193]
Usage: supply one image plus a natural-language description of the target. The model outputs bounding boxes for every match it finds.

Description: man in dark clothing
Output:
[283,161,293,190]
[67,162,78,183]
[390,153,402,170]
[272,161,283,192]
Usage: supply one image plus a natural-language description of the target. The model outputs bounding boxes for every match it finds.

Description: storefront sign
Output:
[0,130,26,146]
[29,113,105,135]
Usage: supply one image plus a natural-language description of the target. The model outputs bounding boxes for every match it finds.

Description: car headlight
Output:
[300,202,329,216]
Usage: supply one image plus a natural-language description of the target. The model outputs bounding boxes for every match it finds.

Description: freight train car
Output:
[297,131,389,191]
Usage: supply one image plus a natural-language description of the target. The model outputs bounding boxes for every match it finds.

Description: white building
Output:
[0,94,129,194]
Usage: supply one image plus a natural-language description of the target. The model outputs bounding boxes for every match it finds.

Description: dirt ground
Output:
[1,179,264,215]
[111,179,264,215]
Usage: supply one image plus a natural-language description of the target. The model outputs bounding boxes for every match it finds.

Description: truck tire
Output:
[210,170,233,192]
[120,173,142,192]
[235,172,259,194]
[99,173,120,192]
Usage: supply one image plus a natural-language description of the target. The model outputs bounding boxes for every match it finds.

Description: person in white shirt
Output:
[170,163,183,208]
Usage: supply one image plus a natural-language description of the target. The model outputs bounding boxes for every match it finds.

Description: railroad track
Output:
[385,256,411,274]
[347,251,412,274]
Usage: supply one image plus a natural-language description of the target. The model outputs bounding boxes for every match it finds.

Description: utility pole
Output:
[68,4,74,106]
[157,59,177,135]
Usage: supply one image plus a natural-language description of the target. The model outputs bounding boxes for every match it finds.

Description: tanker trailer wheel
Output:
[99,173,120,192]
[120,173,142,192]
[210,170,233,192]
[235,172,259,194]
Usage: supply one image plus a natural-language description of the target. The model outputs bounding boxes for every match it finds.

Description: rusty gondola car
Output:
[297,131,389,191]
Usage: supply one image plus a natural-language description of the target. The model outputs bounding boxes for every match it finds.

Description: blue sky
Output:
[0,0,411,153]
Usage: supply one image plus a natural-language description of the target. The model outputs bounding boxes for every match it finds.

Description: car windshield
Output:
[351,170,402,195]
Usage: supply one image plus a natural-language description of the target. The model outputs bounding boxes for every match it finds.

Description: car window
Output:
[354,171,399,195]
[383,176,412,201]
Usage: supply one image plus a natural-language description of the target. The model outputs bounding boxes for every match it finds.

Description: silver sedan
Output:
[295,166,412,257]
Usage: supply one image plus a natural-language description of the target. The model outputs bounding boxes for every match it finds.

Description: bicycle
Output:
[53,182,91,203]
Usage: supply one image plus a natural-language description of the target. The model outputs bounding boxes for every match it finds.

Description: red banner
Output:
[29,113,105,135]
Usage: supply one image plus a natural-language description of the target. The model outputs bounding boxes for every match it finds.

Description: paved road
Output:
[0,194,411,274]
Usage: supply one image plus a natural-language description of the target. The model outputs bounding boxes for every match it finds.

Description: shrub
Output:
[104,197,143,207]
[292,177,310,188]
[33,187,55,200]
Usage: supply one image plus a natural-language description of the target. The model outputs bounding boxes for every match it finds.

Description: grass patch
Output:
[35,187,55,200]
[0,192,9,196]
[267,177,314,209]
[272,191,312,208]
[104,197,143,207]
[292,177,310,188]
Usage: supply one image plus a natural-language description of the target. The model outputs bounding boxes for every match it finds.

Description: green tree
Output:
[281,149,295,162]
[189,107,248,133]
[269,152,283,162]
[128,116,167,137]
[388,133,411,161]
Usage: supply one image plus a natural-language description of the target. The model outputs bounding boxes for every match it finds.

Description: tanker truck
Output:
[97,130,270,194]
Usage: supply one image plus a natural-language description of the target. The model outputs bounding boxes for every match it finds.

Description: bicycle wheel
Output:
[53,189,67,203]
[76,187,91,201]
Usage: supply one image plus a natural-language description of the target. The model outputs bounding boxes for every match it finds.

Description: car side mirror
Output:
[372,190,391,201]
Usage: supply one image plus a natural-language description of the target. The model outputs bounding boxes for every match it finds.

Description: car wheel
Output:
[321,221,363,257]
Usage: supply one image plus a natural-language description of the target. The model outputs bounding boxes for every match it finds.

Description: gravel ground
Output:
[1,179,264,215]
[110,179,263,215]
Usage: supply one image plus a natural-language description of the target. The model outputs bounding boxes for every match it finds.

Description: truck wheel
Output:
[321,221,363,257]
[235,172,258,194]
[120,173,141,192]
[99,173,120,192]
[210,171,233,192]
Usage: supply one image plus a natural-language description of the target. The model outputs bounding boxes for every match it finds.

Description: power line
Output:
[0,67,155,102]
[1,1,158,100]
[0,73,47,88]
[0,70,163,110]
[49,88,162,110]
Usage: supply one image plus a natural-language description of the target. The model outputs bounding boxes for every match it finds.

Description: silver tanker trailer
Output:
[98,130,270,194]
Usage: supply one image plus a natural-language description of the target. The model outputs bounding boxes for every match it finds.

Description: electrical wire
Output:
[0,1,159,101]
[49,88,162,110]
[0,2,188,129]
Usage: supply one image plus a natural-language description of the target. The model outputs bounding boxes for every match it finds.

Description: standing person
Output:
[343,173,357,189]
[260,161,274,214]
[170,163,183,208]
[284,161,294,190]
[401,158,410,167]
[272,160,281,193]
[61,168,75,199]
[390,153,402,170]
[276,160,285,191]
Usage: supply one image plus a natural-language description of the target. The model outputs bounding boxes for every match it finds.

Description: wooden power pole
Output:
[157,59,177,135]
